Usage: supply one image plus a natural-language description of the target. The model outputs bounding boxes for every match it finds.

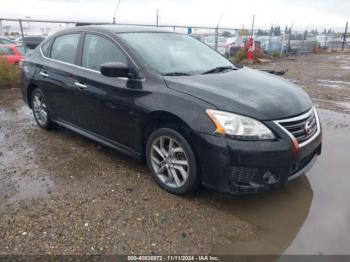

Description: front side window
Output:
[82,34,127,71]
[51,34,80,64]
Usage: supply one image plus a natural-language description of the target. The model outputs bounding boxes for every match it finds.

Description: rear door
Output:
[36,33,82,123]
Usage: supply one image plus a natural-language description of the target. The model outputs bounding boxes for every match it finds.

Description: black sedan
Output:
[20,25,322,195]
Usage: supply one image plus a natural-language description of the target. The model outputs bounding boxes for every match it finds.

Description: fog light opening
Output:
[262,171,280,185]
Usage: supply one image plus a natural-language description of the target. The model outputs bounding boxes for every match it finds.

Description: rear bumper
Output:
[192,129,322,195]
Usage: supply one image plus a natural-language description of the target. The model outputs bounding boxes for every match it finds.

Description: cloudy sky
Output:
[0,0,349,31]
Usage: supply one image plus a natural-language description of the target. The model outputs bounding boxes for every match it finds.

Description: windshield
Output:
[118,32,234,75]
[17,46,26,55]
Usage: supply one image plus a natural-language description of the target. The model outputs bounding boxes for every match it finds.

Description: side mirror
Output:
[100,62,130,78]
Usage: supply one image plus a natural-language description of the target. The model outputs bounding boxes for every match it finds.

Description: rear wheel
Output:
[146,128,200,195]
[31,89,56,129]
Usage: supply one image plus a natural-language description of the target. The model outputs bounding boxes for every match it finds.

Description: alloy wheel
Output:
[150,135,189,188]
[33,93,48,126]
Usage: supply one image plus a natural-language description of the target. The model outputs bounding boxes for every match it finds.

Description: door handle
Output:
[74,81,87,89]
[40,71,49,77]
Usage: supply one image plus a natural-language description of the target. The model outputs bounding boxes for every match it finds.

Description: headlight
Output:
[206,109,275,140]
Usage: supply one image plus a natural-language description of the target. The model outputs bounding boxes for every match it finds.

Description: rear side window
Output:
[0,46,14,55]
[51,34,80,64]
[82,34,127,71]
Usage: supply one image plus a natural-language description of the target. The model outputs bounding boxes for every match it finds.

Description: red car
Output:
[0,44,25,66]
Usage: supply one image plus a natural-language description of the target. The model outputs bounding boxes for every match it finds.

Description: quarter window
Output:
[41,39,52,56]
[51,34,80,64]
[82,34,127,71]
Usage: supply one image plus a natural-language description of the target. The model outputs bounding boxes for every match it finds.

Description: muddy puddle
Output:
[0,97,55,208]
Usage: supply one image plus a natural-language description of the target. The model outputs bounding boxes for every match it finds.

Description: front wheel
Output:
[146,128,200,195]
[31,88,56,129]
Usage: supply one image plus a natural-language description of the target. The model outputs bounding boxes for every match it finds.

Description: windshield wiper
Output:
[201,66,236,75]
[162,72,192,76]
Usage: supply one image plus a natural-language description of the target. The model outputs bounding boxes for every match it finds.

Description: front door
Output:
[71,33,138,149]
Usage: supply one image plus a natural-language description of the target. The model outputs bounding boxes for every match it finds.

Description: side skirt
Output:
[54,120,143,160]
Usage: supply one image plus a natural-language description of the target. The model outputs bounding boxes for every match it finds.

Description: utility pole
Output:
[286,22,293,56]
[19,19,26,52]
[156,9,159,27]
[0,19,3,36]
[113,0,121,24]
[251,14,255,36]
[25,16,31,34]
[215,13,224,51]
[251,14,255,56]
[342,21,348,51]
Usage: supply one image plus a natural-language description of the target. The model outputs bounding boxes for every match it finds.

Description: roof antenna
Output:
[113,0,121,24]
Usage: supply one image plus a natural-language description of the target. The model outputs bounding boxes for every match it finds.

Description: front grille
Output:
[277,109,318,144]
[230,166,259,185]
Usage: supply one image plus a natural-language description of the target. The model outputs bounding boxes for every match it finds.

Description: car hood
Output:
[163,67,313,120]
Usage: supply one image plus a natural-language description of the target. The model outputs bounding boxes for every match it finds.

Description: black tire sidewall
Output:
[146,127,199,195]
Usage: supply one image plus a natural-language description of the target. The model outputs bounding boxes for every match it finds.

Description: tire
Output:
[31,88,56,130]
[146,127,200,195]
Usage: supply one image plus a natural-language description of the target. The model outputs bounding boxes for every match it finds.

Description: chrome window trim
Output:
[274,107,321,148]
[39,30,143,80]
[40,46,101,74]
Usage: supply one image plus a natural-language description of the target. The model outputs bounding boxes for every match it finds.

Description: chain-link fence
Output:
[0,18,349,58]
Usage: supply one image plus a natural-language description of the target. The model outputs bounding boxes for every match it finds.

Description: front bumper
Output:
[192,126,322,195]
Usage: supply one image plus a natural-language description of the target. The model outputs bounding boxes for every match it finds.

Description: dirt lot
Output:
[0,53,350,255]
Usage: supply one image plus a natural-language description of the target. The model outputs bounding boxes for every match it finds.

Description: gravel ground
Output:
[1,52,350,255]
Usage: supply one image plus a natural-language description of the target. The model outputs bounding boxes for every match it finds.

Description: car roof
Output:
[0,44,24,50]
[59,25,173,34]
[23,36,46,39]
[0,44,17,47]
